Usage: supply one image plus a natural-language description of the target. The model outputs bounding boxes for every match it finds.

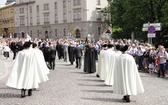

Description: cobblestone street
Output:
[0,54,168,105]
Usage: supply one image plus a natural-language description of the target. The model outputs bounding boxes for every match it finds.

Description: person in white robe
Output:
[113,45,144,102]
[100,44,115,81]
[3,44,11,59]
[32,43,50,76]
[104,44,122,86]
[96,44,107,77]
[6,42,49,98]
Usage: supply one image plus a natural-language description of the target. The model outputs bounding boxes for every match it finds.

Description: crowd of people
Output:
[0,37,167,102]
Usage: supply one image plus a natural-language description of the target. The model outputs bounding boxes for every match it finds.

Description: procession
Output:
[0,0,168,105]
[0,36,167,103]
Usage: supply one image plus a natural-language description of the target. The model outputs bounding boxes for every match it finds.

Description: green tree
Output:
[108,0,168,44]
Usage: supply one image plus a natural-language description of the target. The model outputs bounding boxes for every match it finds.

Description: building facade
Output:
[0,2,15,37]
[14,0,108,39]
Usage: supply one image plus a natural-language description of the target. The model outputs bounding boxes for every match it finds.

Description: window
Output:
[19,8,24,14]
[30,6,32,13]
[96,9,102,20]
[54,2,57,9]
[77,0,81,5]
[73,0,81,5]
[30,17,33,25]
[73,10,81,20]
[44,14,50,23]
[20,16,25,25]
[98,27,101,36]
[55,14,58,22]
[37,5,39,12]
[77,11,81,19]
[73,12,76,20]
[37,16,40,24]
[44,3,49,10]
[63,13,67,20]
[55,29,57,36]
[63,1,66,8]
[97,0,101,5]
[63,28,66,36]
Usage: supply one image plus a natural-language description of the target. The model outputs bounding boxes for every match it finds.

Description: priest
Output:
[6,42,49,98]
[83,43,96,73]
[104,44,122,86]
[100,43,114,80]
[97,44,107,77]
[113,45,144,102]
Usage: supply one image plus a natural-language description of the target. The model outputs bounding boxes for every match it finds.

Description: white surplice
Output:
[97,50,105,77]
[113,53,144,95]
[32,48,50,82]
[105,50,122,86]
[100,49,115,81]
[6,48,49,89]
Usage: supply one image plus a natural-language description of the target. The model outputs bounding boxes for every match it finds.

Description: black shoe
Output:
[28,89,32,96]
[96,74,100,77]
[76,66,78,68]
[21,89,26,98]
[79,67,81,69]
[122,96,127,100]
[157,75,160,77]
[125,95,130,102]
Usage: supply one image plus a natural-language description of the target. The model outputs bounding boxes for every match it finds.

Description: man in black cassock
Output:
[68,43,75,65]
[83,44,96,73]
[56,41,64,60]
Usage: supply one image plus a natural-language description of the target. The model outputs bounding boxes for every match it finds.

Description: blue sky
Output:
[0,0,6,5]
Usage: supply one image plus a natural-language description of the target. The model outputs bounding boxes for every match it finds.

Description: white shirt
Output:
[136,49,143,56]
[158,51,168,64]
[3,46,11,52]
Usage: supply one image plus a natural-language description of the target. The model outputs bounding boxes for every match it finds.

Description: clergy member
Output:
[6,42,49,98]
[113,45,144,102]
[105,44,122,86]
[83,43,96,73]
[97,44,107,77]
[100,44,114,80]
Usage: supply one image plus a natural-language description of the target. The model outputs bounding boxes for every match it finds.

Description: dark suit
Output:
[56,44,63,60]
[68,45,75,65]
[74,46,82,69]
[10,42,17,60]
[10,41,23,60]
[49,47,56,70]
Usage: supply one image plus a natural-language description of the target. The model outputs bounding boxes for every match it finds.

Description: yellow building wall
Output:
[0,4,15,37]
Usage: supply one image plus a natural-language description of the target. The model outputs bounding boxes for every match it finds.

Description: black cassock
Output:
[83,45,96,73]
[68,45,75,64]
[56,44,64,60]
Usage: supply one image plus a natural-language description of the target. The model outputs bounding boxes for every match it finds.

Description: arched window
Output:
[76,29,81,38]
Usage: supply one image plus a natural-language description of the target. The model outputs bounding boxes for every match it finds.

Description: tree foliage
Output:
[108,0,168,44]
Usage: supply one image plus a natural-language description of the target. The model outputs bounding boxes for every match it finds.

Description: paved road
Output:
[0,54,168,105]
[0,54,5,76]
